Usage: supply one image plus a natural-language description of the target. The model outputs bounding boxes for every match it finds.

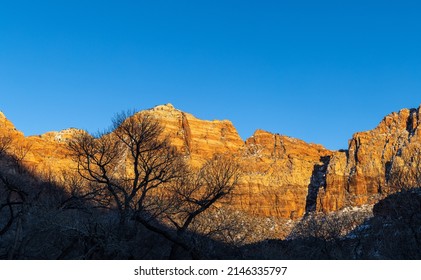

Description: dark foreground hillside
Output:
[242,189,421,260]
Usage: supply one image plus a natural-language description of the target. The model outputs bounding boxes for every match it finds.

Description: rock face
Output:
[0,111,23,137]
[0,112,79,176]
[144,104,244,167]
[240,130,331,218]
[1,104,421,220]
[318,106,421,213]
[139,105,332,219]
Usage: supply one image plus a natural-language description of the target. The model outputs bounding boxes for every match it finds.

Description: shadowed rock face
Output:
[1,104,421,219]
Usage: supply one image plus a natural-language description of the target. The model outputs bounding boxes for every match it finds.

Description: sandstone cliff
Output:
[1,104,421,220]
[318,105,421,212]
[240,130,331,218]
[136,104,332,218]
[144,104,244,166]
[0,112,80,176]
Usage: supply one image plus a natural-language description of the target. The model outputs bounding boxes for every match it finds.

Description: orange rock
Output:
[318,105,421,212]
[2,104,421,220]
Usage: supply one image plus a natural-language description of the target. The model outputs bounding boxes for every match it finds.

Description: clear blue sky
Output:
[1,0,420,150]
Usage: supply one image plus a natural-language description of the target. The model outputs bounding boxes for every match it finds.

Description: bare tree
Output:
[55,170,111,211]
[0,173,27,237]
[0,134,13,157]
[69,112,183,226]
[166,155,240,231]
[161,154,241,258]
[68,111,243,258]
[7,141,33,173]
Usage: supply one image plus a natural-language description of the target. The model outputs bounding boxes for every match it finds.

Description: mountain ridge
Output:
[1,103,420,220]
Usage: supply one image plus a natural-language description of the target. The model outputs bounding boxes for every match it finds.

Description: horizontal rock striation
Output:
[2,103,421,220]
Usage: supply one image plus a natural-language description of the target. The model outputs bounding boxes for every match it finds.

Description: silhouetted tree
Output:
[160,154,241,258]
[0,172,27,237]
[69,111,242,258]
[0,134,12,157]
[69,112,183,225]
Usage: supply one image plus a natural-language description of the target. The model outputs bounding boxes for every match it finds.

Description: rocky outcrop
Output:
[239,130,332,218]
[2,103,421,220]
[0,112,80,177]
[145,104,244,167]
[0,111,23,137]
[143,105,333,218]
[318,106,421,213]
[40,128,84,143]
[148,104,421,218]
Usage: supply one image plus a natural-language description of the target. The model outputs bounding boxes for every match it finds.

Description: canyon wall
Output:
[318,106,421,212]
[1,104,420,219]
